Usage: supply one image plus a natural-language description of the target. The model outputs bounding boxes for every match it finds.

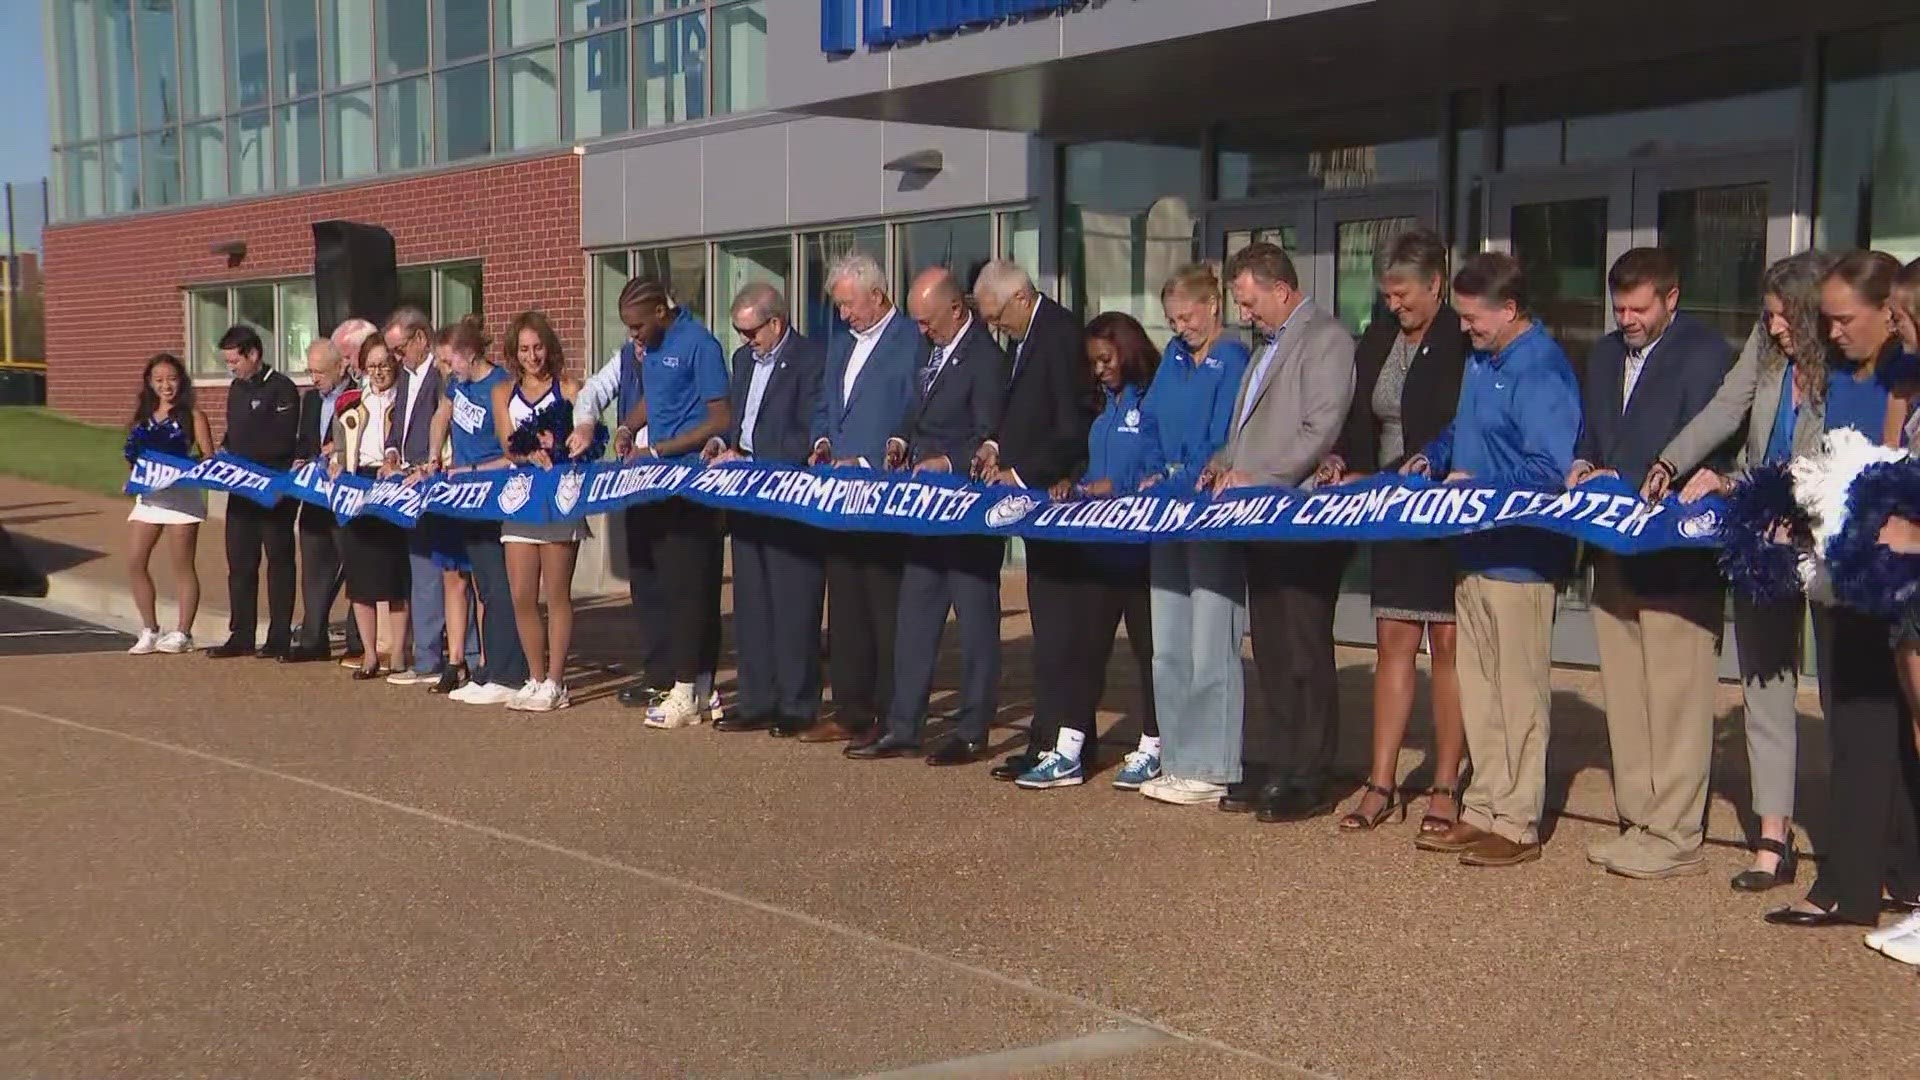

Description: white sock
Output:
[1138,735,1162,757]
[1053,729,1086,762]
[673,680,696,700]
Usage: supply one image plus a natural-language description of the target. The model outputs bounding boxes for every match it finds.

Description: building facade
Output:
[37,0,1920,664]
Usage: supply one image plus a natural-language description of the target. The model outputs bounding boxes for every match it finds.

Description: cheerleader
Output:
[124,353,214,654]
[328,336,412,679]
[491,311,590,712]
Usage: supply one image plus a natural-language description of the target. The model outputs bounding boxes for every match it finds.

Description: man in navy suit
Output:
[808,252,926,746]
[703,284,828,738]
[1567,247,1734,881]
[847,267,1009,766]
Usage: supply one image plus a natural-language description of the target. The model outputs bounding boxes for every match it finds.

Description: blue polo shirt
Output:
[1086,383,1163,493]
[641,313,729,463]
[1142,335,1250,478]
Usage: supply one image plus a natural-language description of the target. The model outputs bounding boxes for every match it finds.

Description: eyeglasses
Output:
[732,317,771,339]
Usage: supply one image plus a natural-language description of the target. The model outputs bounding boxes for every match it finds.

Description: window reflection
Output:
[1063,141,1202,342]
[800,227,881,342]
[1218,104,1437,198]
[896,216,992,304]
[1819,21,1920,260]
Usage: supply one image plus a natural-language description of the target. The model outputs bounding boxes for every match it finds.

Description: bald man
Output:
[847,267,1009,766]
[287,339,362,662]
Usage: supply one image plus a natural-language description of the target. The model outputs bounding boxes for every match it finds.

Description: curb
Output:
[41,566,235,642]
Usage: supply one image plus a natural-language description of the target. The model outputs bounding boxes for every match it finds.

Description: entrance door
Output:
[1209,191,1436,339]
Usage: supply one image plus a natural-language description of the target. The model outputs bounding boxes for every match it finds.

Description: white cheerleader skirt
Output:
[128,486,207,525]
[501,519,591,545]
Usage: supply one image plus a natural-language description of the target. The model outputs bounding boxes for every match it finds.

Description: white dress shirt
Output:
[842,306,898,405]
[401,354,432,436]
[1236,297,1311,431]
[1622,331,1664,411]
[355,386,397,467]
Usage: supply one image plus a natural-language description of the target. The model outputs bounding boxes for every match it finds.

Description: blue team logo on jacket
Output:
[498,473,534,515]
[1122,408,1142,432]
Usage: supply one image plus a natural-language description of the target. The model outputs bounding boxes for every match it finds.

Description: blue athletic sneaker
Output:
[1015,751,1085,789]
[1112,750,1161,790]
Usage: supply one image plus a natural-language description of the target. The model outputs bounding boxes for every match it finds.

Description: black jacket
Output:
[1577,311,1735,594]
[223,366,302,470]
[1336,306,1469,473]
[992,295,1097,488]
[725,331,826,466]
[895,318,1008,469]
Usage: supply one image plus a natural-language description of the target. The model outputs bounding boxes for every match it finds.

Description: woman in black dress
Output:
[328,335,412,679]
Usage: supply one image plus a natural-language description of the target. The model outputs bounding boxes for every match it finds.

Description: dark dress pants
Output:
[226,497,299,649]
[731,513,825,721]
[1024,539,1095,756]
[626,500,723,687]
[886,535,1004,744]
[1806,606,1920,923]
[296,505,361,653]
[824,532,904,730]
[1242,542,1349,790]
[1065,553,1156,743]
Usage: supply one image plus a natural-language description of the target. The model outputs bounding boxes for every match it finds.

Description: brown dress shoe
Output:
[796,719,860,744]
[1460,834,1542,867]
[1414,820,1487,853]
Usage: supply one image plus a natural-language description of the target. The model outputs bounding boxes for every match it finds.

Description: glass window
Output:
[436,0,491,63]
[277,99,323,188]
[280,280,319,371]
[60,146,103,220]
[998,209,1041,280]
[719,235,791,350]
[896,215,992,301]
[592,250,632,368]
[184,120,227,202]
[230,109,273,195]
[1062,140,1203,335]
[54,0,102,142]
[713,1,765,116]
[1452,88,1489,258]
[397,266,434,313]
[103,137,140,213]
[323,0,375,86]
[564,31,630,140]
[438,263,485,323]
[799,227,880,341]
[276,0,323,100]
[143,128,182,208]
[190,288,231,376]
[1332,216,1419,337]
[1503,42,1800,169]
[496,0,556,48]
[179,0,224,120]
[1819,22,1920,261]
[1509,197,1610,371]
[1218,104,1437,199]
[634,11,705,128]
[497,48,560,151]
[228,0,270,110]
[637,0,700,13]
[377,76,432,171]
[100,0,139,137]
[379,0,430,76]
[635,242,707,323]
[326,90,377,179]
[1659,184,1769,353]
[136,0,180,131]
[233,284,278,365]
[565,0,628,34]
[438,62,493,161]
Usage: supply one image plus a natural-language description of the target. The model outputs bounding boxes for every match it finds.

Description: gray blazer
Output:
[1210,297,1356,487]
[1660,321,1823,473]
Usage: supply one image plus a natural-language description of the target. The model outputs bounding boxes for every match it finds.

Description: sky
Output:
[0,1,50,188]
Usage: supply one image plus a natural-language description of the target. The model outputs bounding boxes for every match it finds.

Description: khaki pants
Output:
[1591,557,1723,863]
[1456,574,1557,844]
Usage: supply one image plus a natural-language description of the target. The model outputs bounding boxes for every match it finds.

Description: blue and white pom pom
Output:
[1789,427,1915,613]
[123,416,192,465]
[1717,462,1806,603]
[507,400,608,464]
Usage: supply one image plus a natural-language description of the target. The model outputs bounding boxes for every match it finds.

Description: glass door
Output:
[1312,192,1439,337]
[1633,151,1796,355]
[1208,202,1315,347]
[1488,168,1634,382]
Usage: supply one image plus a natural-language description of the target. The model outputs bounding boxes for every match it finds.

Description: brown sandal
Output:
[1419,781,1462,835]
[1338,782,1404,832]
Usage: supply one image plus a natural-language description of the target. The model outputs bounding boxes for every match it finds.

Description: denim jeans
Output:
[462,525,528,688]
[1148,542,1247,784]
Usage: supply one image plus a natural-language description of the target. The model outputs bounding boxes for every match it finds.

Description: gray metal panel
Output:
[877,123,998,215]
[618,138,707,244]
[699,125,792,235]
[786,116,885,226]
[580,152,629,249]
[881,16,1061,91]
[1058,0,1271,57]
[764,0,891,113]
[985,130,1037,205]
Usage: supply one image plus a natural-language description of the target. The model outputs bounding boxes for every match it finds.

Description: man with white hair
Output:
[285,338,361,663]
[330,318,377,376]
[808,250,924,748]
[969,258,1100,787]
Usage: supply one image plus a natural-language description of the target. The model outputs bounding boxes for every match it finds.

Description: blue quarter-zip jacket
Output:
[1142,335,1250,480]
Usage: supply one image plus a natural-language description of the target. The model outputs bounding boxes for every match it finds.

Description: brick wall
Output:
[42,153,584,430]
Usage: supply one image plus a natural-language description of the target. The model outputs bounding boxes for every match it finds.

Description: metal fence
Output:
[1,179,49,405]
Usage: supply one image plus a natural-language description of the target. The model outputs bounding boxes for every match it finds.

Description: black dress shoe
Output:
[715,711,774,733]
[259,642,292,661]
[1219,779,1263,814]
[206,640,255,659]
[990,753,1040,782]
[350,666,385,681]
[1764,904,1872,927]
[769,715,813,738]
[1256,782,1336,824]
[1730,837,1798,893]
[925,735,987,766]
[618,683,667,708]
[281,644,329,663]
[845,733,919,760]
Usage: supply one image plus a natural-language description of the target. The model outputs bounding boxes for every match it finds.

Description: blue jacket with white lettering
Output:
[1419,323,1582,583]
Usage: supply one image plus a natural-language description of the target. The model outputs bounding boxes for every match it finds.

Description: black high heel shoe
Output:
[1731,835,1798,893]
[431,664,469,695]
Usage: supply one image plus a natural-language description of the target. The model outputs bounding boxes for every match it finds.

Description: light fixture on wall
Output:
[209,239,247,267]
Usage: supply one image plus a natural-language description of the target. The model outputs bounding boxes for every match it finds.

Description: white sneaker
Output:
[515,680,558,713]
[506,679,542,711]
[127,628,160,655]
[1882,926,1920,966]
[447,681,481,703]
[643,684,707,729]
[458,681,519,706]
[154,630,194,654]
[1140,775,1228,806]
[649,687,721,724]
[1866,909,1920,952]
[551,682,570,710]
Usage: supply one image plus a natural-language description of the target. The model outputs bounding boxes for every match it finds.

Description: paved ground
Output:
[4,475,1918,1077]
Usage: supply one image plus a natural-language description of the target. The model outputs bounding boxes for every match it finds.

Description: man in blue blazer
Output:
[847,266,1009,766]
[1567,247,1734,881]
[807,251,926,746]
[703,284,828,738]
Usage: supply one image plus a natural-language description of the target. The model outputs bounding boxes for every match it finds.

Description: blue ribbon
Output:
[126,451,1728,555]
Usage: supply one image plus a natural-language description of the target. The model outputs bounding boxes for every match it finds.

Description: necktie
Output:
[922,345,946,395]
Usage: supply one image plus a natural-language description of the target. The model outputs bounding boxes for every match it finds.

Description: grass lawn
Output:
[0,407,134,498]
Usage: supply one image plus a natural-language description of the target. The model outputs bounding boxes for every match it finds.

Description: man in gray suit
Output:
[1201,241,1356,822]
